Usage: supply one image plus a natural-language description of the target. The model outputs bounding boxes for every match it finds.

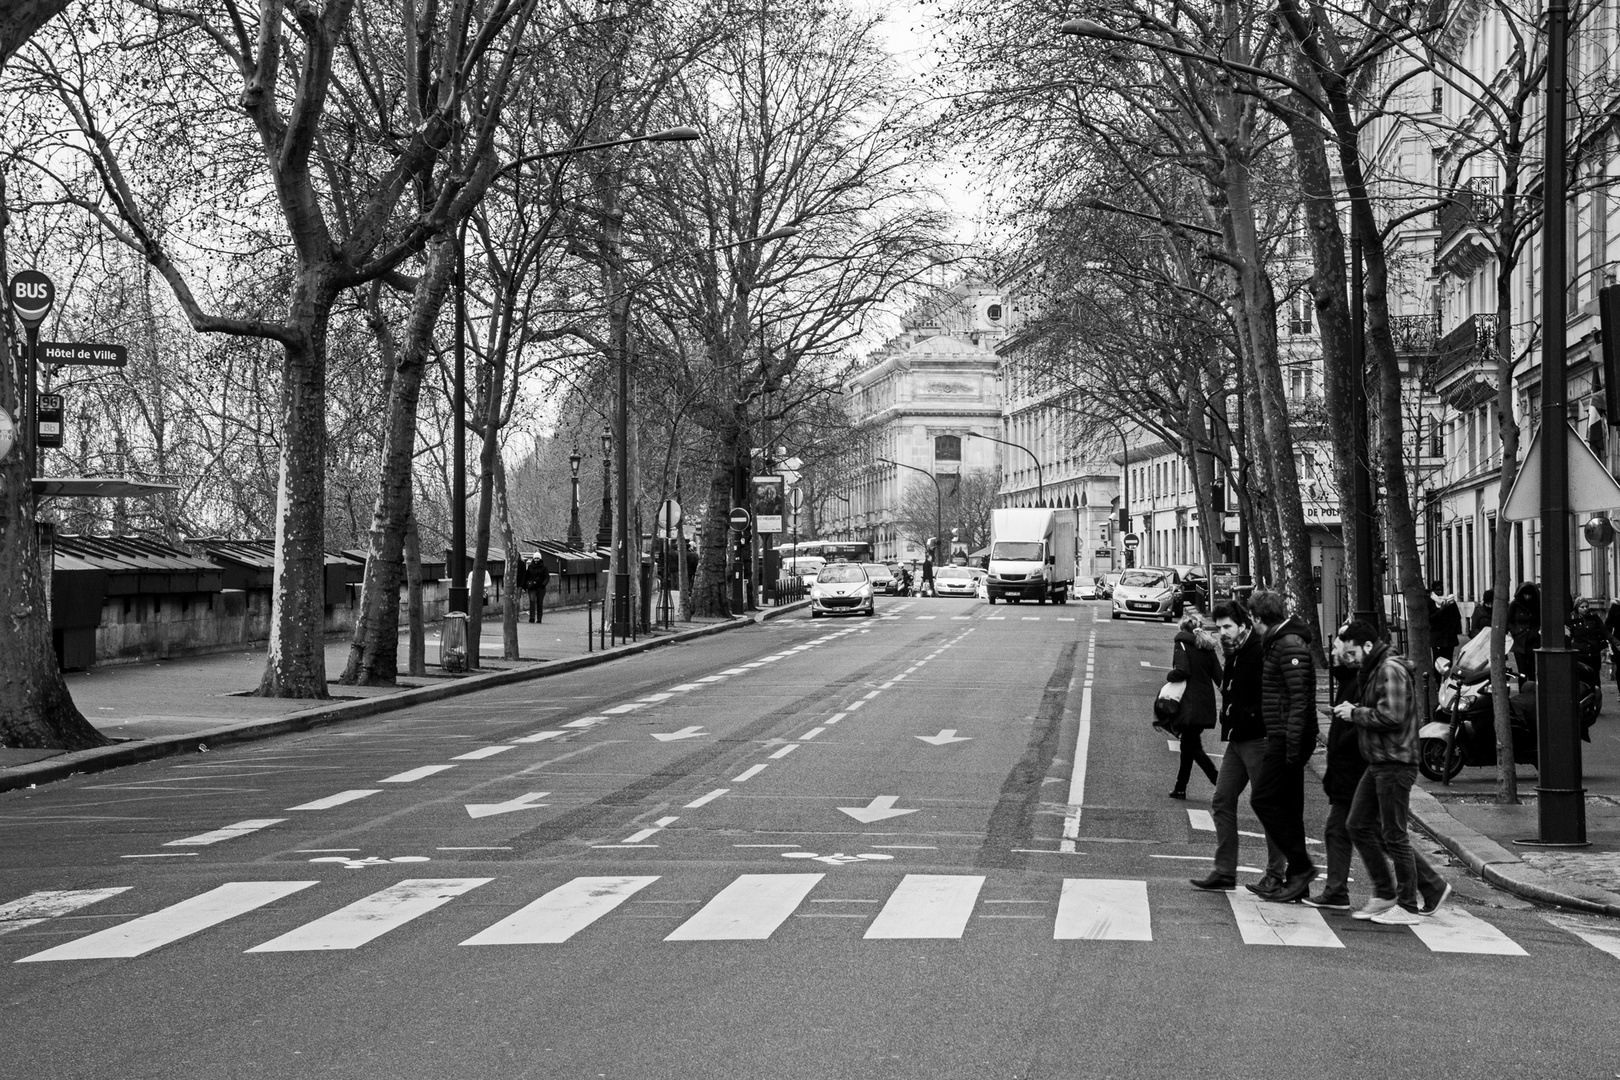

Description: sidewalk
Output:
[0,599,807,792]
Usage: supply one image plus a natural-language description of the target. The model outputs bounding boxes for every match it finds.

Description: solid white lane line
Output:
[461,877,659,945]
[453,746,514,761]
[602,704,643,715]
[695,676,726,683]
[952,615,970,620]
[287,790,382,811]
[622,816,679,844]
[0,889,132,938]
[120,853,196,858]
[1225,892,1343,948]
[864,875,984,940]
[1140,661,1154,667]
[732,764,769,782]
[17,882,319,962]
[510,731,564,744]
[916,616,936,620]
[1061,687,1093,847]
[1409,908,1527,955]
[1188,809,1216,831]
[769,745,799,759]
[246,879,491,953]
[164,819,285,847]
[1054,879,1152,941]
[719,668,750,675]
[666,684,703,692]
[639,692,675,702]
[665,874,824,941]
[1058,617,1075,622]
[684,788,729,809]
[1022,617,1039,621]
[381,764,457,783]
[799,727,826,740]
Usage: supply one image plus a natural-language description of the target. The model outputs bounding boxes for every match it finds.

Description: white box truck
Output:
[986,508,1076,605]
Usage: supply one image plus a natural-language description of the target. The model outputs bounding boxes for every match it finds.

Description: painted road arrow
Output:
[464,792,550,819]
[915,728,972,746]
[652,726,707,742]
[836,796,919,823]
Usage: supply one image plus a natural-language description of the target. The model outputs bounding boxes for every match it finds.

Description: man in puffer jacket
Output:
[1247,589,1319,903]
[1334,621,1453,924]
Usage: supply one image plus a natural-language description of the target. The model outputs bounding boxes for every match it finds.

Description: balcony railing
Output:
[1437,177,1498,249]
[1388,314,1441,355]
[1433,313,1498,385]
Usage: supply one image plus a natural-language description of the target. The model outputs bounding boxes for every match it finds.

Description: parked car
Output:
[863,563,899,594]
[1112,567,1182,622]
[809,562,875,618]
[933,565,979,597]
[1097,572,1121,600]
[1077,579,1099,600]
[1168,564,1210,611]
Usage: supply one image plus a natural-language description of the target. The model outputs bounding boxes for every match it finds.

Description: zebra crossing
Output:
[4,872,1600,964]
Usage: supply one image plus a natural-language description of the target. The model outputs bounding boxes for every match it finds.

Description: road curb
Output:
[0,605,807,794]
[1306,756,1620,916]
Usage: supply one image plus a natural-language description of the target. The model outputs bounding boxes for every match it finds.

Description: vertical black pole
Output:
[1529,0,1587,847]
[24,325,39,497]
[1350,218,1378,626]
[449,228,468,616]
[614,332,630,639]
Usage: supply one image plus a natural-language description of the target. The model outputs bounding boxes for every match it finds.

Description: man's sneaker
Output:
[1418,883,1454,916]
[1301,892,1351,912]
[1351,897,1399,921]
[1245,874,1283,897]
[1189,873,1237,892]
[1371,905,1423,926]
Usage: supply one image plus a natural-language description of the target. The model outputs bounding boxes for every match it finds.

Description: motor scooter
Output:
[1418,629,1601,783]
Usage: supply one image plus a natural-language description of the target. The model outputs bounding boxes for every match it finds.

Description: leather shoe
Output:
[1244,874,1283,897]
[1168,790,1188,800]
[1266,869,1316,904]
[1189,873,1237,891]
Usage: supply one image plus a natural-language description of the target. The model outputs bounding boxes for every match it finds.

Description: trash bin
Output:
[440,612,469,673]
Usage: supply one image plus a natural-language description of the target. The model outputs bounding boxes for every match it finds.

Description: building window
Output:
[934,434,961,462]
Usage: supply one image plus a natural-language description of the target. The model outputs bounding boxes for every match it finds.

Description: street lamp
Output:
[965,430,1045,507]
[880,457,942,570]
[1528,0,1585,847]
[448,126,699,616]
[567,444,583,547]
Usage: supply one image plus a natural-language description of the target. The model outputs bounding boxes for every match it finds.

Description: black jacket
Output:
[1323,662,1367,801]
[1172,630,1221,731]
[1260,614,1318,764]
[1219,631,1266,742]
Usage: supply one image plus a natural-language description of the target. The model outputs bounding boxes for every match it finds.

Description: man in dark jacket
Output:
[1303,622,1369,912]
[1189,600,1288,893]
[525,556,549,623]
[1335,621,1452,924]
[1247,589,1318,903]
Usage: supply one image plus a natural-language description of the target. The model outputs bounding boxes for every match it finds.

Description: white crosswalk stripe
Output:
[246,879,491,953]
[462,877,658,945]
[16,881,318,961]
[164,819,285,847]
[666,874,824,941]
[7,874,1600,963]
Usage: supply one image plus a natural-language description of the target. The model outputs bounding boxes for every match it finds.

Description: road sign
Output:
[729,507,751,532]
[1123,533,1141,549]
[7,270,54,328]
[39,341,127,368]
[788,486,804,511]
[36,394,63,449]
[1095,548,1113,559]
[657,499,683,538]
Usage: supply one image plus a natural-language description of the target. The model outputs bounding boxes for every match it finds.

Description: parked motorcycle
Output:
[1418,628,1602,783]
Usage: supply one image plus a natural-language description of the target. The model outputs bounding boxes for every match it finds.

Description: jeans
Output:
[528,588,544,623]
[1249,743,1313,877]
[1210,738,1286,879]
[1319,799,1353,900]
[1175,729,1219,792]
[1346,763,1448,905]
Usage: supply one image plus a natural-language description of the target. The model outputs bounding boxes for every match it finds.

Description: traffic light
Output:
[1118,508,1128,532]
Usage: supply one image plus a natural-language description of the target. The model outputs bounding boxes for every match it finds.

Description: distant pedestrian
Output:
[921,557,935,597]
[1508,582,1541,678]
[1303,623,1369,913]
[1247,589,1319,904]
[1428,581,1462,665]
[1189,601,1287,894]
[1334,620,1452,924]
[526,556,549,623]
[1468,588,1494,638]
[1168,612,1221,799]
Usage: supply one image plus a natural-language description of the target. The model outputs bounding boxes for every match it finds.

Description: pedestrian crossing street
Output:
[6,873,1614,965]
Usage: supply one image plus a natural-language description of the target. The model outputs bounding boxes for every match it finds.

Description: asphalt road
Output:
[4,597,1619,1079]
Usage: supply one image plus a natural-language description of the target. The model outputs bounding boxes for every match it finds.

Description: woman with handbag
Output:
[1168,611,1222,799]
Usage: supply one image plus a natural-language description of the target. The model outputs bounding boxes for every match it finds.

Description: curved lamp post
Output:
[880,457,941,566]
[965,430,1045,507]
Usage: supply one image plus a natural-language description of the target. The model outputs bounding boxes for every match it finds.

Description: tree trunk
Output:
[339,238,455,686]
[257,276,336,699]
[1491,269,1521,802]
[693,432,742,617]
[494,447,521,660]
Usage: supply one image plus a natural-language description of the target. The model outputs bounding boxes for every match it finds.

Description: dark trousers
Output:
[1210,738,1286,879]
[527,587,543,623]
[1346,763,1448,906]
[1249,743,1313,877]
[1175,729,1219,792]
[1319,798,1353,901]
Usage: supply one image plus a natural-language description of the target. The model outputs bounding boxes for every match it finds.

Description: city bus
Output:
[779,540,872,564]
